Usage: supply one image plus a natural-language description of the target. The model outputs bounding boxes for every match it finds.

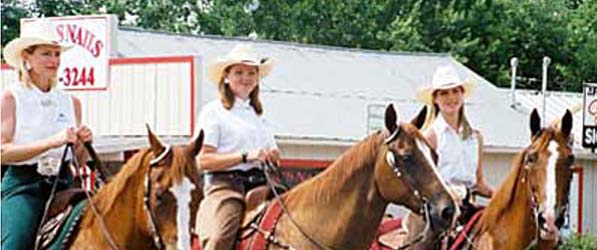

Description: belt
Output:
[204,168,266,188]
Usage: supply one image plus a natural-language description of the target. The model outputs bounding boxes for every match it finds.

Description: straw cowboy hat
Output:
[416,65,476,105]
[207,44,273,84]
[3,19,72,69]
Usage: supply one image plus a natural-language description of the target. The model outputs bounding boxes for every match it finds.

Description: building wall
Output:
[1,56,196,137]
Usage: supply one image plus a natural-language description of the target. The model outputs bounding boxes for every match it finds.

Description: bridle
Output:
[144,145,172,250]
[519,131,575,250]
[383,127,442,249]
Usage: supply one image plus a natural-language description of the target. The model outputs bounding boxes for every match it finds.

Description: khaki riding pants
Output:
[196,178,245,250]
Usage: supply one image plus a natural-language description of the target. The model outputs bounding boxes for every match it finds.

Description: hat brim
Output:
[3,37,72,68]
[207,58,273,84]
[416,79,476,105]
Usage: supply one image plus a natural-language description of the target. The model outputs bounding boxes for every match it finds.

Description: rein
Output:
[144,145,172,250]
[261,161,343,250]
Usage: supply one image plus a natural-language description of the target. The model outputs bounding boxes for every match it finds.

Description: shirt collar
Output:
[233,97,252,110]
[435,114,462,134]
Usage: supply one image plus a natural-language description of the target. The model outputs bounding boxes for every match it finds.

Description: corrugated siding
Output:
[0,57,194,136]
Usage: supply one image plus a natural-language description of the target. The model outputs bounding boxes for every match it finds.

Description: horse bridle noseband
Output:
[144,145,172,250]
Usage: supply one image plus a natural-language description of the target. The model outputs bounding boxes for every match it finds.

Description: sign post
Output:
[23,15,117,90]
[582,82,597,150]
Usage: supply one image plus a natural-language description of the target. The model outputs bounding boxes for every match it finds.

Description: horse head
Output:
[374,104,458,233]
[144,126,204,250]
[525,109,574,241]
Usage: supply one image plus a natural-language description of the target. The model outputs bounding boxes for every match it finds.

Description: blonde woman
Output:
[195,44,279,250]
[1,20,92,250]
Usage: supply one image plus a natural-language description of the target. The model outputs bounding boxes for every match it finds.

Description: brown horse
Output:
[456,109,575,250]
[65,128,204,249]
[218,104,458,250]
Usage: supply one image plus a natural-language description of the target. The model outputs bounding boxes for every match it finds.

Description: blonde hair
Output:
[217,66,263,115]
[19,45,57,89]
[421,88,473,140]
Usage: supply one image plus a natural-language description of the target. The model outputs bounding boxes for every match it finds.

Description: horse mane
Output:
[478,151,526,228]
[286,131,384,203]
[91,149,153,213]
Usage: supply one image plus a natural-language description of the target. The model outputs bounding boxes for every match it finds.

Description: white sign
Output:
[582,83,597,148]
[23,15,117,90]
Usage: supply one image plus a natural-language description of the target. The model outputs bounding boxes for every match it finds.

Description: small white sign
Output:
[23,15,117,90]
[582,83,597,148]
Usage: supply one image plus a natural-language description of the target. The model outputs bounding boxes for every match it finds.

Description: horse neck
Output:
[283,133,388,248]
[83,150,155,248]
[477,153,537,244]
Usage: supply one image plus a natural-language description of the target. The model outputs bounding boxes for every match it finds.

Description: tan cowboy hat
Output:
[3,19,72,69]
[416,65,476,105]
[207,44,273,84]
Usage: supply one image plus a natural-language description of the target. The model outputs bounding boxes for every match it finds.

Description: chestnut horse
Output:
[60,128,204,249]
[197,104,458,249]
[454,109,575,250]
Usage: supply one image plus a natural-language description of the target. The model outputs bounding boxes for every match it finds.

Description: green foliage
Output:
[1,0,595,92]
[560,233,597,250]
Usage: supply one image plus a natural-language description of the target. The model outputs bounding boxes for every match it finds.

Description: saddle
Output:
[36,188,89,250]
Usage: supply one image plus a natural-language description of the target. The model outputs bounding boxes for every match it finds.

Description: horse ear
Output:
[146,124,164,156]
[561,109,573,138]
[411,105,428,129]
[530,109,541,138]
[189,129,204,157]
[385,103,398,132]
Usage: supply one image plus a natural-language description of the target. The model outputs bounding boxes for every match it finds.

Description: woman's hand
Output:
[247,148,280,166]
[47,127,77,148]
[76,125,93,143]
[472,181,494,198]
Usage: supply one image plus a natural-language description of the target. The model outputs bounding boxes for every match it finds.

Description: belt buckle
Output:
[37,157,60,176]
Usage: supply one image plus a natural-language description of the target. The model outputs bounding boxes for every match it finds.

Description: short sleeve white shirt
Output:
[196,98,277,172]
[428,115,479,186]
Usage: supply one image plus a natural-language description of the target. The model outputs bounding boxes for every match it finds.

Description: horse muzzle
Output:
[429,200,458,232]
[539,211,560,241]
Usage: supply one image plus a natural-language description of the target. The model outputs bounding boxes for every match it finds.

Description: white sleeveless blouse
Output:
[428,115,479,186]
[9,83,77,165]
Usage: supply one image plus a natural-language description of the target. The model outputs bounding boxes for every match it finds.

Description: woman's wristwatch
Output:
[241,152,248,163]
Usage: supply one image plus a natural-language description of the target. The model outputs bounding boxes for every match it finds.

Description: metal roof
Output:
[115,28,535,150]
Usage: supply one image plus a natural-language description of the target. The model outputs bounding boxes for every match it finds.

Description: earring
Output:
[24,61,32,71]
[224,78,230,84]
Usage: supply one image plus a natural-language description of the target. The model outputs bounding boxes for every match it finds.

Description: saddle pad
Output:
[44,200,88,250]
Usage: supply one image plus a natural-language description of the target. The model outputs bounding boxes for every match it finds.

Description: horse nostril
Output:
[441,205,455,221]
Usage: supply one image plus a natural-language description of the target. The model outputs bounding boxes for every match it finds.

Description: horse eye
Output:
[525,154,537,165]
[398,153,413,162]
[566,155,575,167]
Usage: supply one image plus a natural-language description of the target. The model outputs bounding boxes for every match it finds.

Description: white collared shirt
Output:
[196,98,277,172]
[427,115,479,186]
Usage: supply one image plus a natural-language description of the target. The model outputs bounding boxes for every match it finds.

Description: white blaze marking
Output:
[545,141,559,215]
[169,177,196,250]
[416,139,451,195]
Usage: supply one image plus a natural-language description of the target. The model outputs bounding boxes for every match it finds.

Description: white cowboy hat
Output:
[3,19,72,69]
[416,65,476,105]
[207,44,273,84]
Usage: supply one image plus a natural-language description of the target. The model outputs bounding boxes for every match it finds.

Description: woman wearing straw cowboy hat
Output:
[194,44,279,250]
[416,65,493,198]
[402,65,494,248]
[1,19,93,250]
